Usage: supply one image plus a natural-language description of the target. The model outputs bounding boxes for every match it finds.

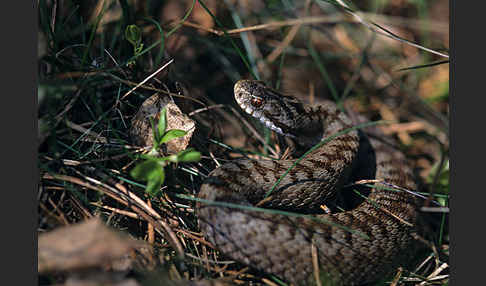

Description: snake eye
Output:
[250,97,263,107]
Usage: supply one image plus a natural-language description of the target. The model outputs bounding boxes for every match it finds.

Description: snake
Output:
[197,80,418,285]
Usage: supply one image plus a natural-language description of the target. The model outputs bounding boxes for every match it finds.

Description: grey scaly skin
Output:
[197,80,418,285]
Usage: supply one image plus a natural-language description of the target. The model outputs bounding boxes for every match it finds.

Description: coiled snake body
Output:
[197,80,418,285]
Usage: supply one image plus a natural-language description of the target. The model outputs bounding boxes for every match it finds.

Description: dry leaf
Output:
[130,93,195,154]
[38,218,148,273]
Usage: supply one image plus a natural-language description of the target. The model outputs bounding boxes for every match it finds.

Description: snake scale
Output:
[197,80,418,285]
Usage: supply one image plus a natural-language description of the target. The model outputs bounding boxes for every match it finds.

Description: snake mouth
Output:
[241,104,280,132]
[235,95,283,134]
[237,101,263,119]
[239,102,256,117]
[248,108,285,135]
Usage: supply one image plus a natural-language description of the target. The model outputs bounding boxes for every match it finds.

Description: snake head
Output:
[234,80,306,137]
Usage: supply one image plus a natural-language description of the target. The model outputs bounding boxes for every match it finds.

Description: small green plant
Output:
[125,24,144,67]
[130,107,201,195]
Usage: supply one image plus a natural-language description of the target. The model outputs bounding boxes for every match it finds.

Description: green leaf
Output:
[157,148,201,163]
[161,154,179,163]
[125,24,142,48]
[146,167,165,195]
[135,43,144,54]
[130,159,165,195]
[157,107,167,141]
[130,159,160,181]
[177,149,201,162]
[149,117,159,149]
[160,129,187,144]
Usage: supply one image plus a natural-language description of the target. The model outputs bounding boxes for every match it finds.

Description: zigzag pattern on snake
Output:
[197,80,418,285]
